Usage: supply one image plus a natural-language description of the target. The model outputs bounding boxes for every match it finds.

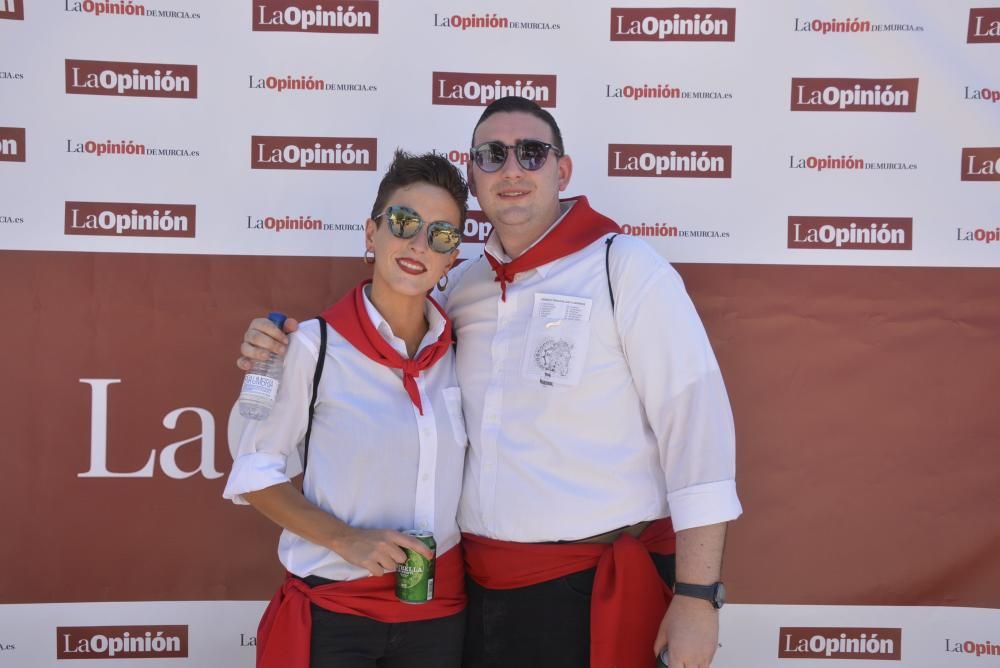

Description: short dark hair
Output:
[470,96,565,154]
[370,150,469,223]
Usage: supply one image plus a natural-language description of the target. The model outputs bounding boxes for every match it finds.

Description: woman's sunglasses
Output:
[377,205,461,253]
[469,139,562,173]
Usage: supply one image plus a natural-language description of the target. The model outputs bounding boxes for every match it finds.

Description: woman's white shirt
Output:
[224,290,467,581]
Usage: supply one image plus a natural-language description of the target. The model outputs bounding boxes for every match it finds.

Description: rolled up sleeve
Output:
[223,450,293,505]
[222,327,318,504]
[667,479,742,532]
[616,248,742,531]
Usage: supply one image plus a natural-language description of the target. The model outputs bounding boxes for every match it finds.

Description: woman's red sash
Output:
[256,545,466,668]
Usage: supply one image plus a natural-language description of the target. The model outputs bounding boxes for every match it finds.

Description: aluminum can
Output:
[395,530,436,604]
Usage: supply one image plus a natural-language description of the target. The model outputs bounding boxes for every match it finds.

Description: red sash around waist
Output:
[462,518,676,668]
[256,545,466,668]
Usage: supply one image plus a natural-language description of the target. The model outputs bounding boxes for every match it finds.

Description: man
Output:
[239,96,741,668]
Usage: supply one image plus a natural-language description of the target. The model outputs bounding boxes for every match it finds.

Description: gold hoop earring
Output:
[363,248,375,265]
[437,274,448,291]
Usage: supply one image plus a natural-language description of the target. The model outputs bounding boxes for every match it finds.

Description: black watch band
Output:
[673,581,726,609]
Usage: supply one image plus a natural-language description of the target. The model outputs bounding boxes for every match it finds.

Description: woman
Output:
[224,151,469,668]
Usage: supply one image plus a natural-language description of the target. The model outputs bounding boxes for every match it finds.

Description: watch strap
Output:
[673,581,724,608]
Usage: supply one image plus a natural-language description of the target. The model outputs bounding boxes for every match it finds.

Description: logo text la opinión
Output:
[961,147,1000,181]
[0,0,24,20]
[779,627,902,660]
[57,626,188,659]
[610,7,735,41]
[252,0,378,33]
[65,202,196,237]
[432,72,556,107]
[65,59,197,98]
[968,8,1000,43]
[0,127,25,162]
[787,217,911,250]
[250,136,376,171]
[791,78,917,112]
[608,144,732,178]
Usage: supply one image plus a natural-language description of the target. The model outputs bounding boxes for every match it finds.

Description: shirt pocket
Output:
[520,295,593,388]
[441,386,469,448]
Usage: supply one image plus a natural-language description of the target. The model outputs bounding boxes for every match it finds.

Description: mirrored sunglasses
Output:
[378,205,461,253]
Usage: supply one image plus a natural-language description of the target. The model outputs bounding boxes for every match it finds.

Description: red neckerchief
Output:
[462,518,676,668]
[320,280,452,415]
[256,545,466,668]
[484,196,621,301]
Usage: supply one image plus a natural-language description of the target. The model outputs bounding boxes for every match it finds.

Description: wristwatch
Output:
[673,581,726,609]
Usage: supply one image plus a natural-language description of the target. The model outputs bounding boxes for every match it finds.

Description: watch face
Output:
[713,582,727,608]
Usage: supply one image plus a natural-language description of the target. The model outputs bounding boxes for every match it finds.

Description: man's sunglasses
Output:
[469,139,562,173]
[377,205,461,253]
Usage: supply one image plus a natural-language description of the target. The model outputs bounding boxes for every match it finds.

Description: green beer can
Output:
[395,530,436,604]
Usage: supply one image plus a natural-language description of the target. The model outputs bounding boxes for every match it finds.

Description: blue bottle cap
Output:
[267,311,287,328]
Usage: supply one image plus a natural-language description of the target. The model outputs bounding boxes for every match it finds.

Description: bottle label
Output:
[240,374,280,404]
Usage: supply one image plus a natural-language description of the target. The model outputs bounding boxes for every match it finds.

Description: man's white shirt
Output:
[442,214,742,542]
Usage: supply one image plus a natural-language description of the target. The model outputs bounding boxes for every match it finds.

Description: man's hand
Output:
[331,528,435,577]
[654,594,719,667]
[237,316,299,370]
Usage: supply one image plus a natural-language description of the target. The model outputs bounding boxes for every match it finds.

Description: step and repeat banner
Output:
[2,1,999,666]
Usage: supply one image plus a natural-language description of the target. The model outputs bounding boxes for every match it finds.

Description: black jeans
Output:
[462,553,675,668]
[303,577,465,668]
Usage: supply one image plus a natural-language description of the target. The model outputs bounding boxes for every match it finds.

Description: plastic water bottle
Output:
[238,311,287,420]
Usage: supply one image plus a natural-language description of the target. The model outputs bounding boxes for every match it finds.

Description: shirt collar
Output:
[483,200,575,279]
[361,284,447,358]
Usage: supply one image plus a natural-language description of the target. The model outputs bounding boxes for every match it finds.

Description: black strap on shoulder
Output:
[302,316,327,476]
[605,234,619,312]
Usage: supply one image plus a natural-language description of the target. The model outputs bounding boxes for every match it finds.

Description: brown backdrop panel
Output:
[1,251,998,607]
[1,250,360,603]
[681,264,1000,608]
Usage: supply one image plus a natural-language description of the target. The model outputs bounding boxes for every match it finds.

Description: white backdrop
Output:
[3,2,998,266]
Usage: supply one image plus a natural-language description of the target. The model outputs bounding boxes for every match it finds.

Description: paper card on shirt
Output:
[522,293,592,387]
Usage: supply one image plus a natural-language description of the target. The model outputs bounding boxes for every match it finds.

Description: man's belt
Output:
[566,520,654,544]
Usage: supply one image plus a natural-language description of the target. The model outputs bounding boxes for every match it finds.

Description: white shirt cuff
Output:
[222,452,291,505]
[667,480,743,532]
